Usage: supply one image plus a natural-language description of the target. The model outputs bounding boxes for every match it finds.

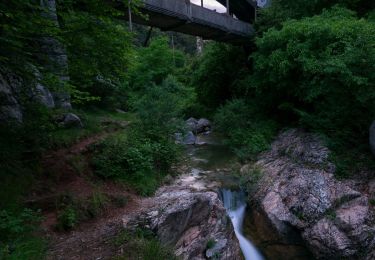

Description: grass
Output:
[112,229,178,260]
[48,108,135,149]
[206,239,216,249]
[55,191,109,231]
[0,173,46,259]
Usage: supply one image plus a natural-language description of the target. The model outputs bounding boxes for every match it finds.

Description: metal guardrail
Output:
[142,0,254,38]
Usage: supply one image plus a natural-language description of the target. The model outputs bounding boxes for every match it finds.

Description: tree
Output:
[250,7,375,143]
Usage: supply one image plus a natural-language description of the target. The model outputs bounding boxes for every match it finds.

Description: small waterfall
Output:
[220,189,264,260]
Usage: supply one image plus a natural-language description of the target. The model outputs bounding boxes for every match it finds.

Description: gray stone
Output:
[185,117,211,134]
[186,117,198,131]
[370,121,375,156]
[196,118,211,133]
[38,0,72,110]
[0,69,23,123]
[247,129,375,259]
[59,113,83,128]
[303,218,356,258]
[124,189,241,260]
[183,131,196,145]
[34,84,55,108]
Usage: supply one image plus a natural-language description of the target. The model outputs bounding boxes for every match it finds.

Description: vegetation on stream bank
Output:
[0,0,374,259]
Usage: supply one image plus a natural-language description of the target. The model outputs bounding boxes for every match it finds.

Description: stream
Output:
[185,133,264,260]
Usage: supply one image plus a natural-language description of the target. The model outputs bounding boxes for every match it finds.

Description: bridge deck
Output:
[118,0,255,44]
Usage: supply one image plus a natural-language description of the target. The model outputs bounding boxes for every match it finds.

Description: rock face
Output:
[124,186,242,259]
[244,129,375,259]
[0,70,23,123]
[34,83,55,109]
[56,113,83,128]
[38,0,72,110]
[370,121,375,156]
[186,117,211,134]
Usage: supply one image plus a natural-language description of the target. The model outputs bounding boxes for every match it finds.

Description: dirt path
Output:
[27,131,156,260]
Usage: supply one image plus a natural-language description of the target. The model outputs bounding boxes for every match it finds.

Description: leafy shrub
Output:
[92,132,180,196]
[129,37,186,91]
[131,75,195,139]
[0,209,45,260]
[214,99,278,161]
[57,206,78,231]
[190,43,248,112]
[112,229,177,260]
[251,7,375,147]
[86,192,108,218]
[58,2,134,107]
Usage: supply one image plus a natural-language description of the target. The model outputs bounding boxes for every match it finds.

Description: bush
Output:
[0,209,45,260]
[92,132,180,196]
[251,7,375,147]
[57,206,78,231]
[190,43,248,112]
[214,99,278,161]
[112,229,177,260]
[130,75,195,139]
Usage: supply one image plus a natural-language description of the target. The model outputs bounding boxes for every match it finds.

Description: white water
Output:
[221,189,264,260]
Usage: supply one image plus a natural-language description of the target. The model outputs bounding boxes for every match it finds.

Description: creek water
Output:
[185,133,264,260]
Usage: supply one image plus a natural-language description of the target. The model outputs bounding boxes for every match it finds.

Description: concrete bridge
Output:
[115,0,256,44]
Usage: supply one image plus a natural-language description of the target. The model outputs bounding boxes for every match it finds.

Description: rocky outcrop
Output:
[0,70,23,123]
[243,129,375,259]
[370,121,375,156]
[38,0,71,109]
[123,184,242,259]
[55,113,83,128]
[186,117,211,134]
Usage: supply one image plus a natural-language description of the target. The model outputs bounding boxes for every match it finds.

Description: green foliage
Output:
[131,75,195,138]
[55,191,109,230]
[0,209,45,260]
[250,7,375,150]
[256,0,375,33]
[214,99,278,161]
[206,239,216,249]
[58,1,134,107]
[57,206,78,230]
[0,1,54,71]
[190,43,248,112]
[129,37,186,90]
[112,229,177,260]
[92,131,180,196]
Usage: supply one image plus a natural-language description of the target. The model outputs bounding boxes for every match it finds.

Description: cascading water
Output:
[220,189,264,260]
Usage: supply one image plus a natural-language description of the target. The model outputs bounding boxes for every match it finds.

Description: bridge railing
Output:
[143,0,254,37]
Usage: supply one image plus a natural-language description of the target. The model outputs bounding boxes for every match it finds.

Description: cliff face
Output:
[124,176,243,260]
[243,129,375,259]
[0,0,71,124]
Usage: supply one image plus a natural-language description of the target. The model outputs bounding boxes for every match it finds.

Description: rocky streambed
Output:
[123,131,263,259]
[243,129,375,259]
[123,127,375,260]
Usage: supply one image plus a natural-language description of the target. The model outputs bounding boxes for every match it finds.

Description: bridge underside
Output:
[116,0,254,45]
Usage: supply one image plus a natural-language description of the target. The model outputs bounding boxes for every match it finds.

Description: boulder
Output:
[175,131,197,145]
[196,118,211,133]
[34,83,55,108]
[370,121,375,156]
[124,189,242,260]
[185,117,211,134]
[0,69,23,123]
[245,129,375,258]
[183,131,197,145]
[57,113,83,128]
[186,117,198,131]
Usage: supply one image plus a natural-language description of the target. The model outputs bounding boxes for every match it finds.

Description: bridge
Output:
[114,0,256,44]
